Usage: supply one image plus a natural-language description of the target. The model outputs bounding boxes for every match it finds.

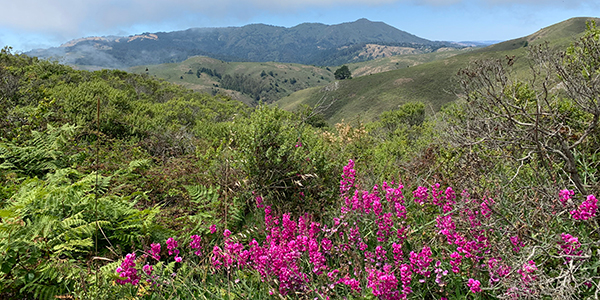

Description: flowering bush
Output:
[112,159,599,299]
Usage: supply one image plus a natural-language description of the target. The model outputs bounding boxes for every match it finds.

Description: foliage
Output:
[450,21,600,197]
[231,105,342,216]
[334,65,352,80]
[0,123,78,177]
[2,17,600,300]
[0,168,163,299]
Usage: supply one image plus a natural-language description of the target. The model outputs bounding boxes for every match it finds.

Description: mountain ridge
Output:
[26,18,461,68]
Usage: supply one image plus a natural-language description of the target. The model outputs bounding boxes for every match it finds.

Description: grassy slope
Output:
[129,56,335,105]
[128,47,471,106]
[275,17,599,124]
[346,47,473,77]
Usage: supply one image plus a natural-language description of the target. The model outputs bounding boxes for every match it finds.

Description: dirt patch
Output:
[394,78,414,86]
[358,44,420,59]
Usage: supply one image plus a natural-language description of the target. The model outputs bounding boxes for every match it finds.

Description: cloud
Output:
[1,0,597,45]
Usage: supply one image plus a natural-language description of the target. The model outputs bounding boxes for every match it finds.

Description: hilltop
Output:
[26,19,461,69]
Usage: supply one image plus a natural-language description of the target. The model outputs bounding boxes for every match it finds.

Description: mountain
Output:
[26,19,460,68]
[274,17,600,123]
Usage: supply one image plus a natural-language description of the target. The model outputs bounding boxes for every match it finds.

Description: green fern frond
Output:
[185,184,220,205]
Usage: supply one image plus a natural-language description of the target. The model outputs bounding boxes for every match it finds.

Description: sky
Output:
[1,0,598,52]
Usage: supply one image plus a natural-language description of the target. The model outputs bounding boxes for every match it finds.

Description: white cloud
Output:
[1,0,597,49]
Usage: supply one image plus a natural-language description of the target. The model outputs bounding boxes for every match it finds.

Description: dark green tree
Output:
[334,65,352,80]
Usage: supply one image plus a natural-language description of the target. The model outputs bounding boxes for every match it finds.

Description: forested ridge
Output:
[1,21,600,300]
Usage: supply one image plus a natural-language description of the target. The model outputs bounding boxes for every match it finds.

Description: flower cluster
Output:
[149,243,161,261]
[116,253,139,285]
[111,159,598,299]
[518,260,538,285]
[166,237,182,262]
[487,258,511,284]
[559,189,574,206]
[467,278,481,293]
[367,264,400,300]
[190,235,202,256]
[413,186,428,205]
[409,246,433,278]
[570,194,598,220]
[340,159,356,197]
[559,233,582,262]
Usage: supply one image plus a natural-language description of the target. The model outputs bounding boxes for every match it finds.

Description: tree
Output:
[449,21,600,196]
[334,65,352,80]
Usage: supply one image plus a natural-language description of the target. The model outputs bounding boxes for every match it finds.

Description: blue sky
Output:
[1,0,598,52]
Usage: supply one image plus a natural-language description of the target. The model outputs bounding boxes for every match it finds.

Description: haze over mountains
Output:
[26,19,463,69]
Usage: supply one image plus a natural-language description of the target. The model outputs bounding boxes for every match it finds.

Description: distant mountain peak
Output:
[28,19,457,68]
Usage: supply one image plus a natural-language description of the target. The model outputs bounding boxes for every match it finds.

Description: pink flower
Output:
[210,224,217,234]
[450,252,462,273]
[467,278,481,293]
[190,235,202,256]
[340,159,356,197]
[166,237,179,256]
[255,195,264,208]
[559,233,582,262]
[339,276,362,293]
[518,260,538,285]
[510,235,524,253]
[149,243,161,261]
[570,194,598,220]
[413,186,428,205]
[409,246,433,277]
[116,253,140,286]
[559,189,574,206]
[142,264,153,276]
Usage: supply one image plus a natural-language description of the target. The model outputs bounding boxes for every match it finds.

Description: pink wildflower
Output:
[413,186,428,205]
[559,233,582,262]
[559,189,574,206]
[340,159,356,197]
[467,278,481,293]
[149,243,161,261]
[116,253,140,285]
[518,260,538,285]
[190,234,202,256]
[570,194,598,220]
[166,237,179,257]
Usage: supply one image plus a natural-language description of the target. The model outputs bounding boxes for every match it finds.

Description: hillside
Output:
[129,56,335,105]
[26,19,461,68]
[275,17,600,123]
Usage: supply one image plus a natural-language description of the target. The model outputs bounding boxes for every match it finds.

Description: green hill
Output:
[129,56,336,105]
[129,46,474,106]
[275,17,600,123]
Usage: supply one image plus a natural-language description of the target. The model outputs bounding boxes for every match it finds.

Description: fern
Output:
[185,184,220,205]
[0,167,163,299]
[0,123,77,177]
